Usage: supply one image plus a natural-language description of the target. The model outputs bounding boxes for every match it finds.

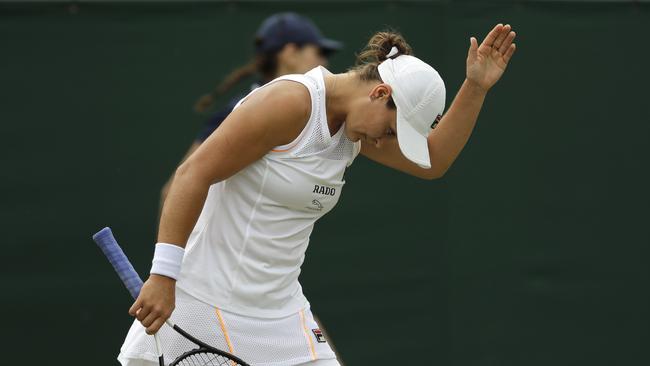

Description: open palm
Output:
[466,24,517,91]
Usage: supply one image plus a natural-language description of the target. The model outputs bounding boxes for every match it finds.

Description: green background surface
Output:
[1,1,649,365]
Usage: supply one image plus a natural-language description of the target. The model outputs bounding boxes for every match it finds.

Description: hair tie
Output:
[386,46,399,59]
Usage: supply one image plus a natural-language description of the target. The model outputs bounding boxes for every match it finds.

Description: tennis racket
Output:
[93,227,250,366]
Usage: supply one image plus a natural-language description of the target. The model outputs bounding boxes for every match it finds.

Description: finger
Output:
[135,306,150,321]
[128,298,142,316]
[141,310,159,328]
[146,317,166,335]
[468,37,478,59]
[499,31,516,54]
[482,23,503,47]
[503,43,517,64]
[492,24,511,50]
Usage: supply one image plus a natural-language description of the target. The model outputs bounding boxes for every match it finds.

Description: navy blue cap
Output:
[255,12,343,54]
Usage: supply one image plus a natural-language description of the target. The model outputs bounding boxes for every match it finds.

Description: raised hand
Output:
[466,24,517,91]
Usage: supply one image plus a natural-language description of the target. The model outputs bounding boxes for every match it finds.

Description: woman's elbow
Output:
[421,171,444,180]
[419,165,449,180]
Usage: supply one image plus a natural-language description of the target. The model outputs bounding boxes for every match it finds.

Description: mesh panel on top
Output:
[289,74,357,165]
[290,74,330,158]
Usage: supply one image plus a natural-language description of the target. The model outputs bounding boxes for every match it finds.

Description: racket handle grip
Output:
[93,227,144,299]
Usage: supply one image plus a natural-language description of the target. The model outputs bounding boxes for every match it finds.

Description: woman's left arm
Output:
[361,24,517,179]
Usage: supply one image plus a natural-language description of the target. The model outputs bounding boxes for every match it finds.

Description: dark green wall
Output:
[1,1,648,365]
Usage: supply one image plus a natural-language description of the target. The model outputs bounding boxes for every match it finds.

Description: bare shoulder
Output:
[237,80,312,127]
[186,80,315,183]
[213,80,313,149]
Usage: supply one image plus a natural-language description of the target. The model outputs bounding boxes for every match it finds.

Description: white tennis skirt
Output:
[118,288,337,366]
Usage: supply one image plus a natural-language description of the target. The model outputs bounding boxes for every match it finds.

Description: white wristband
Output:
[150,243,185,280]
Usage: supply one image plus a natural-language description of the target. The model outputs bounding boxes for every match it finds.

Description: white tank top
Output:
[177,67,361,318]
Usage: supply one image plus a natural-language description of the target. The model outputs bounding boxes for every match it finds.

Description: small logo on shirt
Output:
[312,328,327,343]
[306,199,324,211]
[313,185,336,196]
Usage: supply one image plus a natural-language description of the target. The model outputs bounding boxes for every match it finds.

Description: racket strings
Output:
[173,351,244,366]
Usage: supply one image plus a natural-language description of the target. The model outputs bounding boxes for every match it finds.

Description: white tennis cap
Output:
[378,48,446,169]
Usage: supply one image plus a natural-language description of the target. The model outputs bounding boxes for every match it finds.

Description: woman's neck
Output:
[323,72,374,135]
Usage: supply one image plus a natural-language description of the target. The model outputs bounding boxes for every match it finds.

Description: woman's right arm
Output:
[131,81,312,335]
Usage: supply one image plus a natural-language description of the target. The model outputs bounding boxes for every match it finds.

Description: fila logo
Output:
[313,185,336,196]
[431,114,442,129]
[312,328,327,343]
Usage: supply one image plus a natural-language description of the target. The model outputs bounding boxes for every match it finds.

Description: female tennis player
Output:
[119,23,517,366]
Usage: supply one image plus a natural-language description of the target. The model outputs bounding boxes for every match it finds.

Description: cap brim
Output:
[317,38,343,53]
[396,109,431,169]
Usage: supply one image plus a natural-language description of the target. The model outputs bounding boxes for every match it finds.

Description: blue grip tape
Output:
[93,227,143,299]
